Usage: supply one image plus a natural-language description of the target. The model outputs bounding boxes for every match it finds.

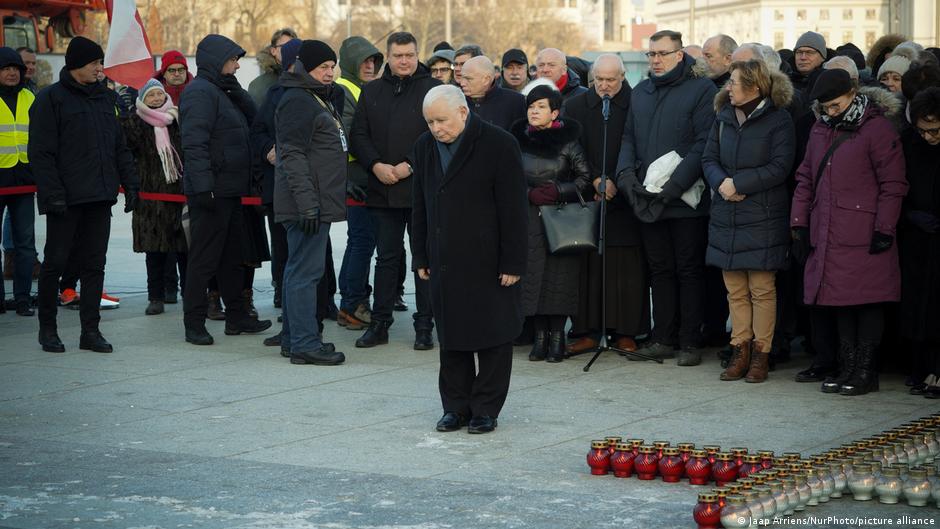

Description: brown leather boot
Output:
[745,341,770,383]
[207,290,226,321]
[720,341,751,381]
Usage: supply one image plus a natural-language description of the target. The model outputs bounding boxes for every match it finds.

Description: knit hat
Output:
[159,50,188,72]
[502,48,528,67]
[878,55,912,79]
[65,36,104,70]
[296,40,336,72]
[835,43,866,70]
[280,38,302,72]
[138,78,166,102]
[427,49,455,67]
[810,68,854,103]
[526,84,562,111]
[794,31,827,59]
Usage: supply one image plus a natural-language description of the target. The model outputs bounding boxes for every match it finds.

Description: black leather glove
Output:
[906,210,940,234]
[658,182,683,203]
[188,191,215,210]
[124,190,139,213]
[791,227,811,265]
[869,231,894,254]
[347,181,368,203]
[46,200,67,216]
[300,208,319,236]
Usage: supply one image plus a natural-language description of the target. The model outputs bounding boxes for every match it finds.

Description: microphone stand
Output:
[570,94,661,370]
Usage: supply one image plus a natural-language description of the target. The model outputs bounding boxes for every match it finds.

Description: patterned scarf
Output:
[135,98,183,184]
[821,93,869,130]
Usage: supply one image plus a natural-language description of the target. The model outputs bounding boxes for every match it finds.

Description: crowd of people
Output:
[1,24,940,432]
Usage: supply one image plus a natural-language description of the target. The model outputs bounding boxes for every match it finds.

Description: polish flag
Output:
[103,0,154,89]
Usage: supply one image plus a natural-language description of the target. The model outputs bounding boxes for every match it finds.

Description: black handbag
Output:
[538,192,600,254]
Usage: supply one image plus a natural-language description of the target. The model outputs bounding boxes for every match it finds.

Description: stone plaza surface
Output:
[1,212,939,529]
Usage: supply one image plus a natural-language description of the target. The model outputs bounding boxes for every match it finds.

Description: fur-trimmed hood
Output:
[510,117,582,157]
[692,58,711,80]
[809,85,903,122]
[713,69,794,113]
[866,34,906,70]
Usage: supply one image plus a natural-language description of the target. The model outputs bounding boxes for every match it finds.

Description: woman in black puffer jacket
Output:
[511,85,592,363]
[702,60,796,383]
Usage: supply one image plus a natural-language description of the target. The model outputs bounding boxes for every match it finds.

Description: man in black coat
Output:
[459,56,525,131]
[30,37,140,353]
[412,85,527,434]
[535,48,588,102]
[615,30,717,367]
[180,34,271,345]
[563,54,649,355]
[350,31,441,350]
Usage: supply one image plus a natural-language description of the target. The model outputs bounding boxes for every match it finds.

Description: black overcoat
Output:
[411,114,528,351]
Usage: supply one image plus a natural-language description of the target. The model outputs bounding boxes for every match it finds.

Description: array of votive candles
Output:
[585,413,940,528]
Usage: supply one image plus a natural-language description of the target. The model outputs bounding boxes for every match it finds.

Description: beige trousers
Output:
[722,270,777,348]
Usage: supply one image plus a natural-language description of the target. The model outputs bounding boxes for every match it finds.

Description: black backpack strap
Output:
[814,131,853,187]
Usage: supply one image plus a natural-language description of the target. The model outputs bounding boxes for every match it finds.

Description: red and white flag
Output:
[103,0,154,89]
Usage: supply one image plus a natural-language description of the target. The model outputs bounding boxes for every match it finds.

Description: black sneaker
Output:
[225,318,273,335]
[290,346,345,366]
[79,331,113,353]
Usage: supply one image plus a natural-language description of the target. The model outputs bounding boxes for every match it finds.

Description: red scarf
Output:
[555,73,569,91]
[157,73,193,106]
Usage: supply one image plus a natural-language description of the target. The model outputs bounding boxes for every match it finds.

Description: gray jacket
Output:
[273,71,347,224]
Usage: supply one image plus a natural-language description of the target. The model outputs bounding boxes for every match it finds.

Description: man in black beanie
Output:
[271,39,347,365]
[30,36,140,353]
[180,34,272,345]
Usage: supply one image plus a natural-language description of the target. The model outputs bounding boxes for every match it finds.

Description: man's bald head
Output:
[591,54,625,98]
[459,55,497,100]
[536,48,567,83]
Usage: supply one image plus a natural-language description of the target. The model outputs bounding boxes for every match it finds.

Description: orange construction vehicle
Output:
[0,0,105,52]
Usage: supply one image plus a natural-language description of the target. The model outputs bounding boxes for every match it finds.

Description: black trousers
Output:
[38,202,111,334]
[146,252,187,301]
[836,304,885,347]
[808,306,839,367]
[368,207,432,329]
[316,238,337,321]
[439,342,513,418]
[265,210,287,291]
[703,265,730,340]
[183,197,249,328]
[639,217,707,348]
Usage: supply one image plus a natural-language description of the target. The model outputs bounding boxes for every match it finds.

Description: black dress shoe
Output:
[290,346,345,366]
[145,300,164,315]
[263,333,281,347]
[414,329,434,350]
[394,295,408,312]
[282,342,335,358]
[795,364,838,383]
[16,300,34,317]
[79,331,113,353]
[39,328,65,353]
[356,320,390,348]
[435,412,467,432]
[185,327,214,345]
[164,290,178,304]
[468,416,498,434]
[224,318,273,335]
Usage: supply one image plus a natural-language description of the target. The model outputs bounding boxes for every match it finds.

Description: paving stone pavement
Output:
[1,211,939,528]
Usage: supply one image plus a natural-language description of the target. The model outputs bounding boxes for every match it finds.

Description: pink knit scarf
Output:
[135,98,183,184]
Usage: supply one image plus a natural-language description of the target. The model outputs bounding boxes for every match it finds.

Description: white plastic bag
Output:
[642,150,706,209]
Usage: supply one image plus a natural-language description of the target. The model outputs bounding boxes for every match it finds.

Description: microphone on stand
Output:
[602,94,611,121]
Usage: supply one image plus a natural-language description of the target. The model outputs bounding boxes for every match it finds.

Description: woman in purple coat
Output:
[790,69,908,396]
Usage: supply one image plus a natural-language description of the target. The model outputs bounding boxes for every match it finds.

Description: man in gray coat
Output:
[274,40,348,366]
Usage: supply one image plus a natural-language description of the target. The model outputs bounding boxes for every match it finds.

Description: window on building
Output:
[866,31,876,49]
[843,31,853,44]
[774,32,784,50]
[819,9,829,20]
[843,8,853,20]
[774,9,784,21]
[866,8,876,20]
[797,9,806,21]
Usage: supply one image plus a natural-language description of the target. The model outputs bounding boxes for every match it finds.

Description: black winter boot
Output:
[356,320,390,348]
[840,341,880,396]
[546,330,565,363]
[529,329,548,361]
[821,341,856,393]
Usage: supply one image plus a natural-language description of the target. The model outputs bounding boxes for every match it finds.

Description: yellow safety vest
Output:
[335,77,361,162]
[0,89,33,168]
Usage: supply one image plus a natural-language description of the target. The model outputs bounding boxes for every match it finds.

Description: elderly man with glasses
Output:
[614,29,718,367]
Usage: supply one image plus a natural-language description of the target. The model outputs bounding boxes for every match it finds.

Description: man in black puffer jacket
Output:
[350,31,441,350]
[30,37,139,354]
[615,30,718,367]
[180,34,271,345]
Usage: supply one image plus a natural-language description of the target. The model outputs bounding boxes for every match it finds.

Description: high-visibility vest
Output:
[335,77,361,162]
[0,89,33,168]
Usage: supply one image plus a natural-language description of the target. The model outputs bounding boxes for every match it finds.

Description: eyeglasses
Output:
[645,49,680,59]
[430,66,453,75]
[916,125,940,138]
[795,49,820,58]
[165,67,186,74]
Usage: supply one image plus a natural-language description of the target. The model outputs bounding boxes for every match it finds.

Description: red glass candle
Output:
[587,440,610,475]
[738,454,763,479]
[731,447,748,467]
[678,442,695,476]
[609,442,635,478]
[627,438,644,456]
[686,449,712,485]
[605,436,622,456]
[659,447,684,483]
[692,493,721,529]
[713,488,728,509]
[653,441,670,459]
[703,445,721,466]
[759,450,774,469]
[711,452,738,486]
[634,445,659,480]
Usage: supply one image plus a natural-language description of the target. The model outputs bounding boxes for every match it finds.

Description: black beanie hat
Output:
[66,36,104,70]
[810,68,854,103]
[297,40,337,72]
[526,84,562,111]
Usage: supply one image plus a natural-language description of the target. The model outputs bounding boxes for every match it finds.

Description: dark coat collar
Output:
[439,113,484,187]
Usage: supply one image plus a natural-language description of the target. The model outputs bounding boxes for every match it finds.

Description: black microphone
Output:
[602,95,610,121]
